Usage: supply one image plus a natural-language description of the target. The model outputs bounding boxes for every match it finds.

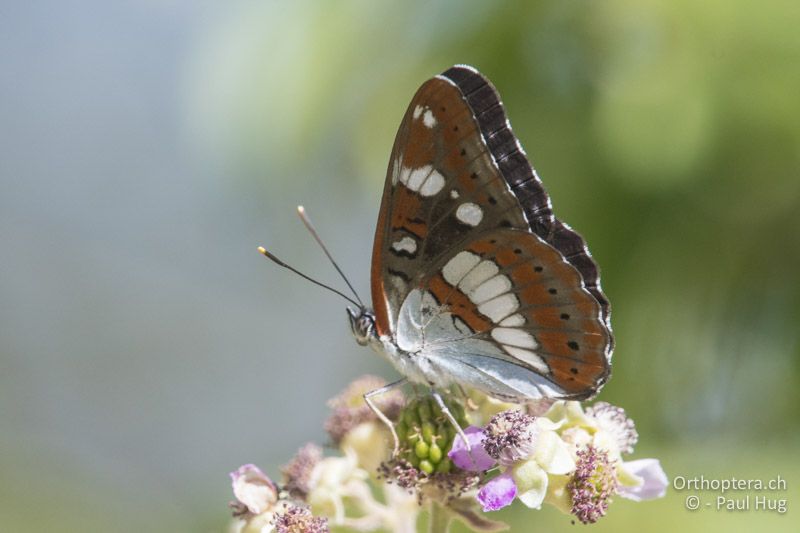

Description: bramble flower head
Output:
[453,408,574,512]
[542,400,666,511]
[568,444,618,524]
[586,401,638,455]
[230,464,278,516]
[272,505,329,533]
[281,443,322,500]
[381,398,482,510]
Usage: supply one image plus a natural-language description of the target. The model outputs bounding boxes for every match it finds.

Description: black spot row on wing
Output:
[440,65,611,326]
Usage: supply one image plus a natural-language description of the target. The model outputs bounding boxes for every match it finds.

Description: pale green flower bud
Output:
[395,396,466,474]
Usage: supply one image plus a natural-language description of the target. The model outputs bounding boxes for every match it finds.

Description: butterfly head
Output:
[347,307,376,346]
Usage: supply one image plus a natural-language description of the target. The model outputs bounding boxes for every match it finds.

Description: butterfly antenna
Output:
[257,246,361,308]
[296,205,365,307]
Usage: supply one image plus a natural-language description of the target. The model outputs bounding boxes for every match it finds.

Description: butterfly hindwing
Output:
[415,228,610,399]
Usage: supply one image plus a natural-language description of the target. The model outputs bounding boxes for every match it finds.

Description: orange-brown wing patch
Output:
[427,273,492,333]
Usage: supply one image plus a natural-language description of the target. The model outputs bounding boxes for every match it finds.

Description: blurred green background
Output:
[1,1,798,531]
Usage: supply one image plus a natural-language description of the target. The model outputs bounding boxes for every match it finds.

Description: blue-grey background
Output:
[1,1,797,531]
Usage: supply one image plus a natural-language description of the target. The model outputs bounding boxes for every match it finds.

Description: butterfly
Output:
[262,65,612,448]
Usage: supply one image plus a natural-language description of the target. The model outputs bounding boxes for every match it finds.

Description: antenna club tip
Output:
[297,205,305,214]
[257,246,267,255]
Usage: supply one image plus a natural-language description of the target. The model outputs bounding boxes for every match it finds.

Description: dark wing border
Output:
[439,65,612,331]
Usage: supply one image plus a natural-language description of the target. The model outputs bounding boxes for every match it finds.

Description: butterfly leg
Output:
[364,378,406,457]
[431,391,471,452]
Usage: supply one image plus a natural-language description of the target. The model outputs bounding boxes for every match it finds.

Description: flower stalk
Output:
[428,501,452,533]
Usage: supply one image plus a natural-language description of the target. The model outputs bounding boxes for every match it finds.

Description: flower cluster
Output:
[227,376,667,531]
[448,400,668,524]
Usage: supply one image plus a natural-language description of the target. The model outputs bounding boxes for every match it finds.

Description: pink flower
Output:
[229,464,278,515]
[617,459,668,501]
[477,471,517,511]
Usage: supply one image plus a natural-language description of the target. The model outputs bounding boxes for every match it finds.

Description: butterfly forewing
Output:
[371,75,530,335]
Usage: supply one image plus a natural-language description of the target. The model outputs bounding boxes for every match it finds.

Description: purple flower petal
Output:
[229,464,278,514]
[618,458,668,501]
[230,463,266,486]
[448,426,495,472]
[477,471,517,512]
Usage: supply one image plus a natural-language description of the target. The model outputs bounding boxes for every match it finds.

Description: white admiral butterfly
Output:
[262,65,612,448]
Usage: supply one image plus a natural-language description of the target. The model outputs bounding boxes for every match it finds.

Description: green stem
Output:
[429,501,452,533]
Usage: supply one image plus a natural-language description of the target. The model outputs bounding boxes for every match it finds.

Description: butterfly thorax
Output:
[347,305,445,388]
